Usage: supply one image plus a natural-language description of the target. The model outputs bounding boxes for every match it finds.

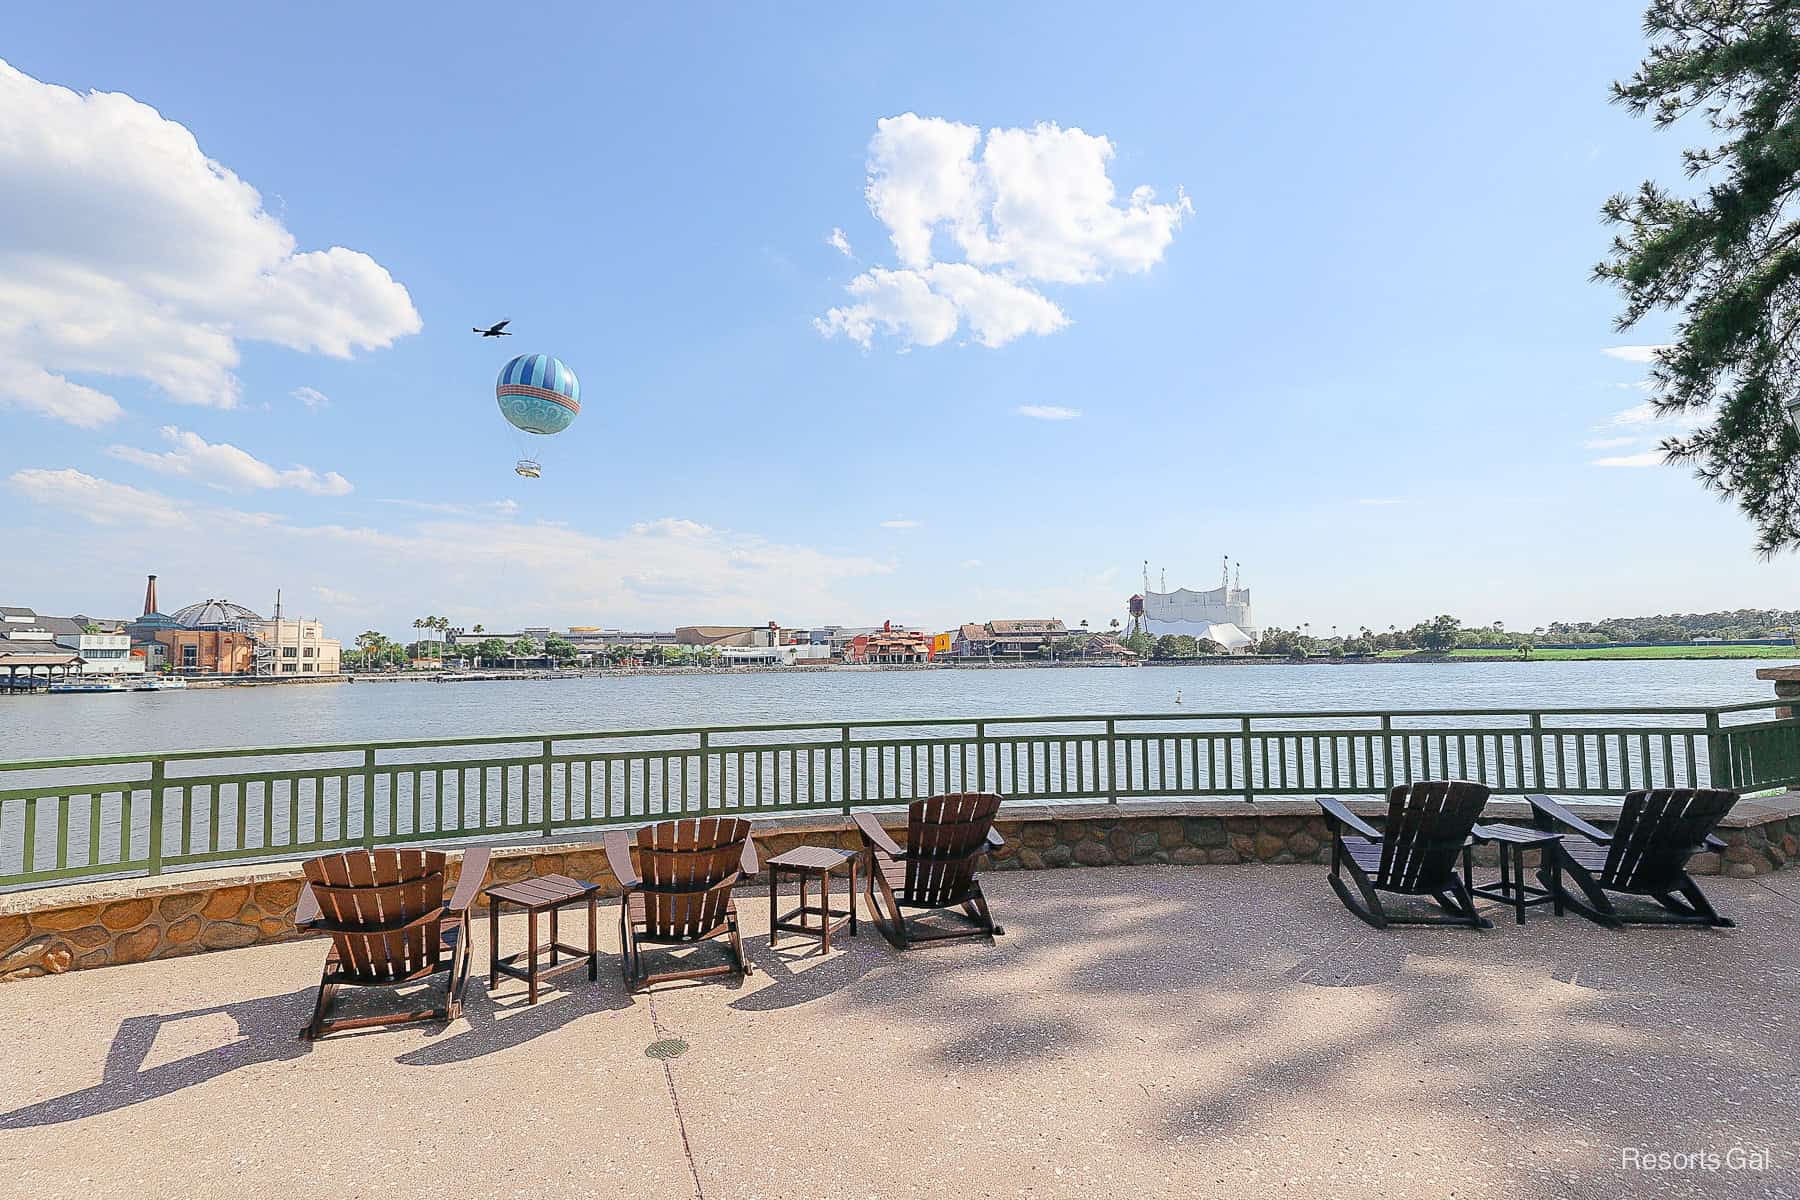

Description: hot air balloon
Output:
[495,353,580,477]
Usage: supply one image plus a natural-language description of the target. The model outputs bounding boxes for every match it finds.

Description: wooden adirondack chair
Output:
[603,818,757,992]
[1317,782,1492,929]
[296,846,489,1040]
[1526,790,1737,927]
[853,793,1006,949]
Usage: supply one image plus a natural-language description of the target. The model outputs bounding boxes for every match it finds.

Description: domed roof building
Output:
[172,599,263,630]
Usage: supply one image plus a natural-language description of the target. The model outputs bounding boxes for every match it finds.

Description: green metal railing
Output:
[3,700,1796,888]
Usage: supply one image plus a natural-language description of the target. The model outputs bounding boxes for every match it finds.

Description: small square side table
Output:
[767,846,858,955]
[1467,823,1562,925]
[487,874,600,1003]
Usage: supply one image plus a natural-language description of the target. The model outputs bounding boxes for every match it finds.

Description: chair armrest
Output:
[1316,795,1381,840]
[603,830,641,888]
[986,827,1006,850]
[294,881,321,927]
[853,811,904,858]
[739,834,760,876]
[1526,794,1611,843]
[1703,832,1727,852]
[447,847,491,914]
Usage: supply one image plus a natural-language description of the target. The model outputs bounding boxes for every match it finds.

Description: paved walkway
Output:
[2,865,1797,1199]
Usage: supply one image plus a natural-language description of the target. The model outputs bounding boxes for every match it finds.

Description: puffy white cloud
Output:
[1602,345,1669,363]
[292,386,330,410]
[826,227,854,258]
[6,470,892,628]
[1015,404,1081,421]
[0,58,420,426]
[6,467,189,526]
[106,426,353,495]
[820,113,1186,350]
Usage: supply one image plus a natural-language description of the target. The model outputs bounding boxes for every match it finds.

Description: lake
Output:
[1,658,1784,760]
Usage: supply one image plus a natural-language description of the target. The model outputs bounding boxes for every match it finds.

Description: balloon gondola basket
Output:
[514,459,541,479]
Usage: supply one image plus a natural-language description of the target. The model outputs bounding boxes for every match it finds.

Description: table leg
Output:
[587,892,598,980]
[821,869,832,955]
[527,909,539,1005]
[1510,846,1525,925]
[550,904,560,967]
[849,856,858,936]
[1550,845,1564,916]
[769,864,780,948]
[488,898,500,989]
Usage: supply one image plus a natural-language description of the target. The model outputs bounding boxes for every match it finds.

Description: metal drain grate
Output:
[645,1038,689,1060]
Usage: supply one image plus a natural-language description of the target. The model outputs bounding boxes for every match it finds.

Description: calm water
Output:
[0,658,1782,760]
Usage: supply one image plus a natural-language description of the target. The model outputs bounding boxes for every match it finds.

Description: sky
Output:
[3,1,1796,639]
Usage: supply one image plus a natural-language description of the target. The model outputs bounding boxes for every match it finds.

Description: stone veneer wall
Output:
[3,796,1796,983]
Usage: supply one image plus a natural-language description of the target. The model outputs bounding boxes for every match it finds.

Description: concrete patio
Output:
[2,863,1796,1200]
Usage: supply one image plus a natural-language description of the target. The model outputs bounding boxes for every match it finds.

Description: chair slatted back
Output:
[1603,788,1736,889]
[1376,781,1489,892]
[302,849,447,983]
[901,793,1002,907]
[634,818,752,941]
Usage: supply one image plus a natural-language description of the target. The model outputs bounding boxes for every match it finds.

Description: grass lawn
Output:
[1378,645,1800,661]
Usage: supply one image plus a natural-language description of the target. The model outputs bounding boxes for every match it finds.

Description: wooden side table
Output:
[1467,823,1562,925]
[487,874,600,1003]
[767,846,858,955]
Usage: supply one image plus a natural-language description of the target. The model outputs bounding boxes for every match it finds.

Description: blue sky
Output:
[3,1,1794,638]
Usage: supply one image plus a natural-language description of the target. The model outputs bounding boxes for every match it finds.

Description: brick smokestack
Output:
[143,574,158,617]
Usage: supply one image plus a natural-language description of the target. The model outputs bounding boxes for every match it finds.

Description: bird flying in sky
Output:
[473,320,512,337]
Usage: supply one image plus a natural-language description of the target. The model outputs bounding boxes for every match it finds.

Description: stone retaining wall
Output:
[3,795,1796,982]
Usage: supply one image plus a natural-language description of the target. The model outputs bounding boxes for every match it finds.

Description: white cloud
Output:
[106,426,352,495]
[1602,345,1669,364]
[6,469,892,629]
[1015,404,1081,421]
[375,497,519,517]
[311,585,359,606]
[0,59,420,426]
[1584,436,1639,449]
[1593,450,1667,468]
[6,467,189,526]
[819,113,1186,350]
[292,386,330,410]
[880,519,921,529]
[826,228,853,257]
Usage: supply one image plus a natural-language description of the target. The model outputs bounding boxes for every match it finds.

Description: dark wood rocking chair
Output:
[296,846,489,1040]
[853,793,1006,949]
[1526,790,1737,928]
[1317,782,1492,930]
[604,818,757,993]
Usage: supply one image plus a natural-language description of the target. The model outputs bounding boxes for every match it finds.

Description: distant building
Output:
[860,626,931,664]
[953,619,1068,659]
[719,644,832,666]
[676,624,780,648]
[257,617,341,675]
[0,606,143,678]
[1133,557,1259,653]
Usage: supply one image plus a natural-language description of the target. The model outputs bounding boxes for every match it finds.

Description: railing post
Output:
[361,748,377,848]
[540,738,555,837]
[1104,719,1117,803]
[977,722,989,794]
[698,731,710,814]
[1241,716,1254,802]
[840,725,853,813]
[1379,716,1393,793]
[1704,711,1733,791]
[1528,714,1544,790]
[147,758,165,875]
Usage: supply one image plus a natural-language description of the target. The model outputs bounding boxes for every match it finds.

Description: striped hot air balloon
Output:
[496,353,580,436]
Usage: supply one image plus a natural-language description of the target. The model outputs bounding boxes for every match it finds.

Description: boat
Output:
[134,676,188,691]
[48,679,129,694]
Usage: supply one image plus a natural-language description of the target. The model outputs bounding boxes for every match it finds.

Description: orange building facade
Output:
[156,629,257,674]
